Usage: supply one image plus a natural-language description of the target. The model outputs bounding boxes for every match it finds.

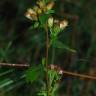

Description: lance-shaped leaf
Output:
[53,40,76,53]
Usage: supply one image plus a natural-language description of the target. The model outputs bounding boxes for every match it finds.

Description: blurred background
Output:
[0,0,96,96]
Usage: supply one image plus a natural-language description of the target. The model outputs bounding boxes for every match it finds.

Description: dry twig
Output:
[0,63,96,80]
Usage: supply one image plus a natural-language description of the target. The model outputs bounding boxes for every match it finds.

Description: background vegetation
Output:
[0,0,96,96]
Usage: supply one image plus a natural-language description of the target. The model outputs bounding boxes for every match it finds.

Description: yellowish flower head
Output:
[25,8,38,21]
[59,20,68,30]
[36,0,45,9]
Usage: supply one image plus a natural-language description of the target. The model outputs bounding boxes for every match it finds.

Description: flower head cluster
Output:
[49,64,64,75]
[25,0,54,21]
[48,17,68,30]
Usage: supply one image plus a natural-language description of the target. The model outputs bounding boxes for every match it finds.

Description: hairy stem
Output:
[45,24,50,96]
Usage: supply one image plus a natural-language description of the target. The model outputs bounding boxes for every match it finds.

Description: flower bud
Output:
[46,2,54,10]
[48,17,54,27]
[37,9,42,14]
[33,6,39,12]
[25,8,37,20]
[36,1,45,9]
[58,70,63,75]
[50,64,55,70]
[25,13,32,20]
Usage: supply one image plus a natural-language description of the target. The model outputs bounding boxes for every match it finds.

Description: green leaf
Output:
[43,0,50,3]
[51,83,59,96]
[39,14,49,26]
[46,9,55,14]
[25,65,42,83]
[53,26,61,35]
[48,69,56,86]
[33,22,39,28]
[53,40,76,53]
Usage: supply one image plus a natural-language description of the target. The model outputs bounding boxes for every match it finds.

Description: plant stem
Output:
[51,47,55,64]
[45,24,50,96]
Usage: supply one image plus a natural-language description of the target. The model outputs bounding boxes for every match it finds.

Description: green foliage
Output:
[39,13,49,26]
[48,69,60,96]
[26,65,43,83]
[0,0,96,96]
[46,9,55,14]
[38,68,61,96]
[53,40,76,53]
